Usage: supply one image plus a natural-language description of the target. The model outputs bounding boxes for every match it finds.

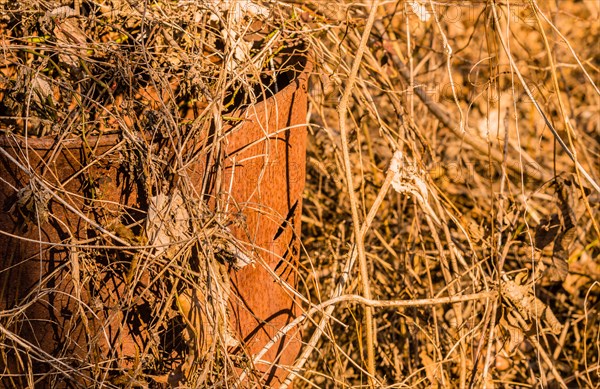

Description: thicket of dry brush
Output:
[0,0,599,388]
[299,1,599,388]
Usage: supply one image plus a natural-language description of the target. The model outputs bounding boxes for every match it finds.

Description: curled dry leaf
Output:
[501,275,563,336]
[408,1,431,22]
[30,75,53,106]
[44,6,89,67]
[550,177,576,281]
[500,311,526,354]
[11,182,51,225]
[213,235,254,270]
[146,191,190,257]
[389,150,441,225]
[207,0,270,71]
[534,175,577,282]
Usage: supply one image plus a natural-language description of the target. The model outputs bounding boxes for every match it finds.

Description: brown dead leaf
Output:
[501,275,563,336]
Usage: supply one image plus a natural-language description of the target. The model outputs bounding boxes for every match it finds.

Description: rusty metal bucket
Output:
[0,133,141,386]
[0,56,308,387]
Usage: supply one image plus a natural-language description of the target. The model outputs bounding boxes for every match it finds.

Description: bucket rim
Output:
[0,54,311,150]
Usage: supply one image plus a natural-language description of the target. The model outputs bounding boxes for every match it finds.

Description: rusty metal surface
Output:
[0,58,309,387]
[223,60,309,387]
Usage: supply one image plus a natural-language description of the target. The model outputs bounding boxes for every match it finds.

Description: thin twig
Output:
[247,290,496,382]
[334,0,381,385]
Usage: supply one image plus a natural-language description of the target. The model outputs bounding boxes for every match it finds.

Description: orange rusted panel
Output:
[223,60,309,387]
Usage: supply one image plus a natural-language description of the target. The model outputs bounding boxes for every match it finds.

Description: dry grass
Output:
[298,1,599,388]
[0,0,599,388]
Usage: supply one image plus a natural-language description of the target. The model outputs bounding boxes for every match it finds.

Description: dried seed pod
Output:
[495,354,512,372]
